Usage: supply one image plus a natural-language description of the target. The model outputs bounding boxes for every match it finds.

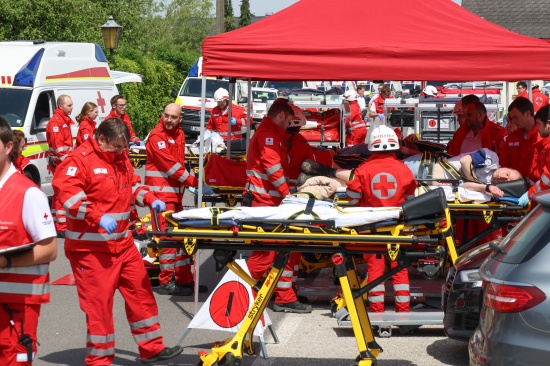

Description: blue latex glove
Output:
[152,200,166,213]
[378,114,384,120]
[231,117,237,126]
[137,140,145,146]
[188,187,197,195]
[99,215,118,235]
[202,184,215,195]
[518,192,530,207]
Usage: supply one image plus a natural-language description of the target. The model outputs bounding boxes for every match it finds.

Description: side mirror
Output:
[238,97,248,104]
[171,88,178,98]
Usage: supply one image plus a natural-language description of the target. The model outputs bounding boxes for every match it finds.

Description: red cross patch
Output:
[371,173,397,199]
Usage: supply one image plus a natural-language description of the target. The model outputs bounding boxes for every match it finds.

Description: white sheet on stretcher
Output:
[415,186,491,203]
[172,196,401,227]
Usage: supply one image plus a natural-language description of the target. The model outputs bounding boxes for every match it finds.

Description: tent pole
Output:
[227,78,235,158]
[246,79,252,152]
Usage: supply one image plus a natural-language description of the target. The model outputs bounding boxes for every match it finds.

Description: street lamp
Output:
[100,16,122,64]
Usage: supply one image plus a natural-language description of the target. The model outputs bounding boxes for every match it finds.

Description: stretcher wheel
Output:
[217,354,242,366]
[353,355,377,366]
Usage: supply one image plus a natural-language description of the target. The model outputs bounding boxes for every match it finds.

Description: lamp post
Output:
[100,16,122,64]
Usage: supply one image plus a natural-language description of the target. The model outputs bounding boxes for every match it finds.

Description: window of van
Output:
[264,81,303,91]
[180,78,229,98]
[0,89,32,127]
[252,90,278,103]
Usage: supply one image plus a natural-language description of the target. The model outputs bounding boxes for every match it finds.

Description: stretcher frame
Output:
[146,194,455,366]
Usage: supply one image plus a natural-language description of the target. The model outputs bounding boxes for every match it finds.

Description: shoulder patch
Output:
[53,126,59,133]
[66,166,78,176]
[265,137,274,146]
[158,141,166,149]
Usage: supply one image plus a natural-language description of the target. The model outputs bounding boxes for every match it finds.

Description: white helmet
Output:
[532,83,540,89]
[453,100,463,114]
[343,89,358,101]
[214,88,229,102]
[423,85,438,97]
[368,124,399,152]
[289,104,306,127]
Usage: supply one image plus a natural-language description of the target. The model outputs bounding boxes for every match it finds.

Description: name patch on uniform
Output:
[266,137,274,145]
[53,126,59,132]
[93,168,108,174]
[158,141,166,149]
[84,134,89,140]
[66,166,78,176]
[62,124,68,128]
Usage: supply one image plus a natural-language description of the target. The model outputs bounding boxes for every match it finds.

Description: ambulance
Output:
[0,41,141,196]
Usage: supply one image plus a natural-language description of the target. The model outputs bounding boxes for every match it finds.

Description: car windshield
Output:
[0,89,31,127]
[497,205,550,264]
[252,90,277,102]
[265,81,303,90]
[180,78,229,98]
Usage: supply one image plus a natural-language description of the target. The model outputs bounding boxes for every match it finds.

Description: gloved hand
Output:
[230,117,237,126]
[137,140,145,146]
[99,215,118,235]
[151,199,166,213]
[188,186,197,195]
[202,183,215,195]
[378,114,384,120]
[518,192,530,207]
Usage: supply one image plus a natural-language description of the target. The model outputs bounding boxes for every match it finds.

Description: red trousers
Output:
[0,303,40,366]
[364,254,410,312]
[347,126,367,147]
[154,203,193,285]
[67,246,165,365]
[247,251,302,304]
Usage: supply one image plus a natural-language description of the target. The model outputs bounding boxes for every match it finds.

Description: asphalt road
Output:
[34,168,470,366]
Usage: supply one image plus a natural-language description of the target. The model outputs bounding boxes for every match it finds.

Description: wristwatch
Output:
[485,184,492,193]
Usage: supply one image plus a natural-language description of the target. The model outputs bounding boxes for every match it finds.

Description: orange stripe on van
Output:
[45,67,110,82]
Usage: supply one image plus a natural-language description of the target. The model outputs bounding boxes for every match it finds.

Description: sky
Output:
[231,0,463,17]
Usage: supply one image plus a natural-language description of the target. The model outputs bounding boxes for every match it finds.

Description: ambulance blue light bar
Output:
[13,48,45,87]
[95,44,108,63]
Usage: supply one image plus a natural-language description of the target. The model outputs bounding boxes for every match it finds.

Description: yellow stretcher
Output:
[146,188,456,366]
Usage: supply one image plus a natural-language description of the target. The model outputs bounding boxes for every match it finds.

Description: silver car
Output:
[469,191,550,365]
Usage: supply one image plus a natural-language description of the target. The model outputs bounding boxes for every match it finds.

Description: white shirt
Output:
[459,130,483,155]
[357,95,366,111]
[0,164,57,242]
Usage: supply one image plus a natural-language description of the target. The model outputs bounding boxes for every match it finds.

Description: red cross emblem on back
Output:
[371,173,397,199]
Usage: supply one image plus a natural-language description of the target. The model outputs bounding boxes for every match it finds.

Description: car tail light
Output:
[484,281,546,313]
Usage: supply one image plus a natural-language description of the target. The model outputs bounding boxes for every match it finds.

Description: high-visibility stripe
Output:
[145,171,168,178]
[276,281,293,289]
[368,296,384,303]
[0,264,48,275]
[281,270,293,277]
[0,282,49,296]
[347,190,362,199]
[166,162,182,177]
[88,347,115,357]
[246,169,268,180]
[65,231,128,241]
[394,284,410,291]
[371,285,385,292]
[248,184,281,197]
[272,176,286,188]
[130,316,159,330]
[87,334,115,343]
[148,186,184,194]
[266,163,282,175]
[135,186,148,205]
[178,170,190,183]
[395,296,410,302]
[175,258,190,267]
[133,328,162,343]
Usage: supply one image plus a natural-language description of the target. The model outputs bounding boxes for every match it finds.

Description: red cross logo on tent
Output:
[428,119,437,128]
[371,173,397,199]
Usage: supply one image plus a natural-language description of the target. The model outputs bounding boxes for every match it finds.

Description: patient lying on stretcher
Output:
[297,148,523,200]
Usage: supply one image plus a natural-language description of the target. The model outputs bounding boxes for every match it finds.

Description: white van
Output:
[0,41,141,196]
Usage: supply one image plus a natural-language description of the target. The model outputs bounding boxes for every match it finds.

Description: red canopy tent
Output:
[202,0,550,81]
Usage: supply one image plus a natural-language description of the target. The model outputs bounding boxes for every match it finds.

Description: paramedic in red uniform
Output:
[447,99,506,156]
[106,95,143,146]
[499,97,542,185]
[515,81,529,100]
[346,124,416,314]
[46,94,75,236]
[0,117,57,366]
[245,98,312,313]
[145,103,210,296]
[343,89,367,147]
[206,88,249,141]
[12,130,31,174]
[368,84,392,121]
[519,104,550,205]
[531,83,549,113]
[75,102,98,148]
[52,118,182,365]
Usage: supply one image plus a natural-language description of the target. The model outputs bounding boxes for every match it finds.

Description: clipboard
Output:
[0,243,36,255]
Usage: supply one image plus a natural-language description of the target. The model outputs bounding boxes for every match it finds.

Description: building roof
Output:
[462,0,550,39]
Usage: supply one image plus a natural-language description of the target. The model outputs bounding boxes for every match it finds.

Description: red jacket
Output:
[105,110,140,144]
[346,152,417,207]
[446,116,506,156]
[517,90,529,99]
[46,108,74,169]
[499,126,542,184]
[284,131,315,191]
[14,154,31,174]
[529,137,550,196]
[52,138,157,253]
[532,89,549,113]
[145,118,198,204]
[75,117,97,148]
[206,104,249,141]
[245,117,290,205]
[0,172,50,304]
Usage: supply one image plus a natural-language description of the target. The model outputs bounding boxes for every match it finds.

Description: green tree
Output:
[224,0,236,32]
[238,0,253,28]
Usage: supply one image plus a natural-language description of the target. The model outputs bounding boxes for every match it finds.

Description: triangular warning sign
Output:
[188,259,271,336]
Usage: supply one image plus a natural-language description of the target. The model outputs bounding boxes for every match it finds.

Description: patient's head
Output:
[491,168,522,184]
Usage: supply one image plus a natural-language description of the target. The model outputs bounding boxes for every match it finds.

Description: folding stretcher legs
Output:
[197,250,289,366]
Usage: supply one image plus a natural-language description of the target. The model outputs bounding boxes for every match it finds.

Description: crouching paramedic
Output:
[0,117,57,366]
[346,125,417,313]
[145,103,210,296]
[52,118,182,365]
[244,98,312,313]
